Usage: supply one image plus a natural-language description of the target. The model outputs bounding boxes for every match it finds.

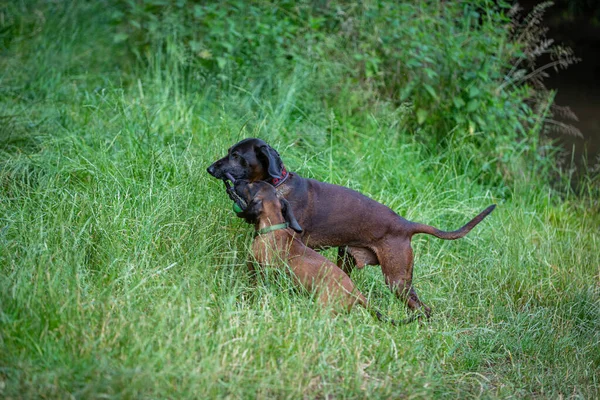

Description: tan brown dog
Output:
[234,179,394,320]
[209,138,496,318]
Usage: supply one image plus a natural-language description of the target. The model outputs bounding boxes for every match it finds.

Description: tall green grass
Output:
[1,1,598,398]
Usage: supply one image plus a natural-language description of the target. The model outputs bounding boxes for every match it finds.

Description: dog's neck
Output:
[255,215,286,233]
[254,222,289,238]
[255,202,287,233]
[274,171,293,198]
[269,166,289,187]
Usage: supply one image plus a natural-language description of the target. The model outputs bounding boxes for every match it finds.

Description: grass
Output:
[1,1,599,398]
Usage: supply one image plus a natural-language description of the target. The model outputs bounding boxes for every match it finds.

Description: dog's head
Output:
[206,138,284,184]
[233,179,302,233]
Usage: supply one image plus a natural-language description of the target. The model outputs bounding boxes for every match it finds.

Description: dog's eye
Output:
[232,153,247,166]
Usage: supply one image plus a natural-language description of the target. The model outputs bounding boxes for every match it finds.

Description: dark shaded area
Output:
[520,0,600,167]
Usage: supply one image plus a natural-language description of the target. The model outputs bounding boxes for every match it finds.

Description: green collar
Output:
[254,222,289,237]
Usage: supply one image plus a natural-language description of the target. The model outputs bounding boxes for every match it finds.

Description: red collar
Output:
[270,166,289,187]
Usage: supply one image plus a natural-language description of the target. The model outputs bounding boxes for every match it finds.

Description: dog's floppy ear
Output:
[280,198,302,233]
[258,145,283,180]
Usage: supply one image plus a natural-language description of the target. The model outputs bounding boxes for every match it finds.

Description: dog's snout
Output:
[207,163,217,177]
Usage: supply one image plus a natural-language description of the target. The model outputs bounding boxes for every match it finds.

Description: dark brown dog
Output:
[234,179,379,316]
[208,138,496,317]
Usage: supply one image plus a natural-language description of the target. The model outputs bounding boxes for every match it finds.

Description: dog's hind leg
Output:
[376,238,432,318]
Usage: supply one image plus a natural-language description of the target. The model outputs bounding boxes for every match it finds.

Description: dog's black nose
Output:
[207,164,215,176]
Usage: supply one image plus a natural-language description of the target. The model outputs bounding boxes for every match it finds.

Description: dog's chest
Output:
[251,234,292,267]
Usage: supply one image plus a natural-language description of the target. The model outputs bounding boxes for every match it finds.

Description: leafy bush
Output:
[110,0,574,187]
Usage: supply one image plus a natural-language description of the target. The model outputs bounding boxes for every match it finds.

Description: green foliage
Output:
[112,0,312,84]
[111,0,566,188]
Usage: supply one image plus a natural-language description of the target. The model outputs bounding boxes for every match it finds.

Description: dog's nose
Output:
[207,164,216,176]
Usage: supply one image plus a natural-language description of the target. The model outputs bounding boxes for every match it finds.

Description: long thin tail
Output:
[409,204,496,240]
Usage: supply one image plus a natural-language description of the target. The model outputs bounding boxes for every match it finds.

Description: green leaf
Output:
[190,41,202,52]
[193,4,204,17]
[406,59,422,68]
[113,33,129,43]
[469,86,481,98]
[110,10,124,20]
[400,82,415,101]
[453,97,466,109]
[424,68,438,79]
[221,42,233,52]
[474,115,487,128]
[466,100,479,112]
[423,84,438,100]
[416,109,428,125]
[216,57,227,69]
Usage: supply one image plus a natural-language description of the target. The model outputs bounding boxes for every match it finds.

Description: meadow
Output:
[1,1,598,398]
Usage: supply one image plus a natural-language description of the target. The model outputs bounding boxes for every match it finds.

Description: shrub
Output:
[111,0,573,187]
